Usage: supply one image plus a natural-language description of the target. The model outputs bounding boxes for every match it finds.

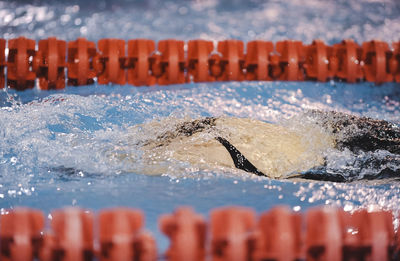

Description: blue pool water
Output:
[1,0,400,251]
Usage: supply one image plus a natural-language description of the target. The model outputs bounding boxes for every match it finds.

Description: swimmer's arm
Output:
[215,137,267,177]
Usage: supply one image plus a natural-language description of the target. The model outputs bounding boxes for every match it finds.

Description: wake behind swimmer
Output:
[114,111,400,182]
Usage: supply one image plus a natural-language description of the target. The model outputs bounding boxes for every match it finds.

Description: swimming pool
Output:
[1,0,400,253]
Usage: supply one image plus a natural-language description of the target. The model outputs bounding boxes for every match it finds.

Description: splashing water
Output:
[0,81,399,188]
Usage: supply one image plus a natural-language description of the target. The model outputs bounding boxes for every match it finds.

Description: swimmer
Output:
[118,110,400,182]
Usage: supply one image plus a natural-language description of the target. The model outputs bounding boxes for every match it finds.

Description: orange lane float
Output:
[341,209,395,261]
[67,38,97,86]
[37,37,66,90]
[274,40,305,81]
[96,39,126,85]
[253,206,303,261]
[217,40,245,82]
[304,40,333,82]
[99,208,156,261]
[362,40,392,84]
[305,207,344,261]
[187,39,214,82]
[0,208,44,261]
[41,208,94,261]
[333,39,364,83]
[390,41,400,82]
[1,37,400,90]
[99,208,143,261]
[160,207,206,261]
[0,38,5,88]
[7,37,36,90]
[155,39,185,85]
[245,40,274,81]
[210,207,256,261]
[127,39,156,86]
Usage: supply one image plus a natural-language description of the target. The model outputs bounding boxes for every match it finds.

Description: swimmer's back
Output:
[140,117,334,178]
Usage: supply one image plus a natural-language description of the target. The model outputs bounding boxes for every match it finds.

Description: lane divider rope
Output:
[0,205,399,260]
[1,37,399,90]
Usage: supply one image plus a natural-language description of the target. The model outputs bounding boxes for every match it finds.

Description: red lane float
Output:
[274,40,305,81]
[253,206,303,261]
[359,210,395,261]
[333,39,364,83]
[210,207,256,261]
[341,209,395,261]
[362,40,392,84]
[99,208,143,261]
[389,41,400,83]
[397,226,400,260]
[7,37,36,90]
[0,38,5,88]
[0,208,44,261]
[127,39,156,86]
[42,208,94,261]
[155,39,185,85]
[67,38,97,86]
[187,39,214,82]
[133,232,157,261]
[305,207,343,261]
[37,37,67,90]
[96,39,126,85]
[304,40,333,82]
[217,40,245,81]
[245,40,274,81]
[160,207,206,261]
[98,208,156,261]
